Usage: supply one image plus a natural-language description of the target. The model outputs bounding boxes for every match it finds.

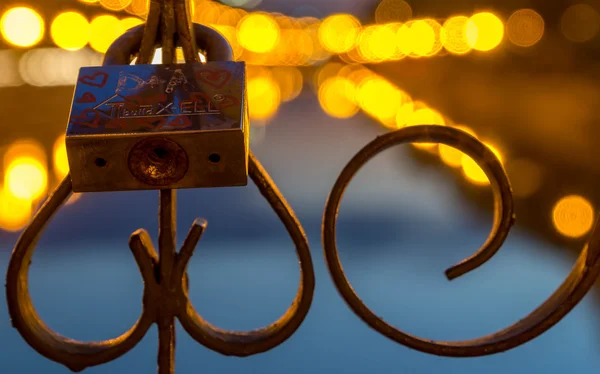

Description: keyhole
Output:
[208,153,221,163]
[150,147,169,164]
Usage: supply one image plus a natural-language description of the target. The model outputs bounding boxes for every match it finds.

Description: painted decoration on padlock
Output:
[68,62,244,134]
[65,62,249,193]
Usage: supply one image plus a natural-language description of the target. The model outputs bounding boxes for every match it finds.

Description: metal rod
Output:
[157,189,177,374]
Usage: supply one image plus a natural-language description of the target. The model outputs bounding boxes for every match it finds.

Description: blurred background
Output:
[1,0,600,373]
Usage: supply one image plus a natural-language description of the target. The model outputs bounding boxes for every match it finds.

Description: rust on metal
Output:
[128,137,189,186]
[321,124,600,357]
[5,1,314,373]
[6,0,600,371]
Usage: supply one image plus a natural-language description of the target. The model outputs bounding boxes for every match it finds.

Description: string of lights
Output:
[0,0,595,244]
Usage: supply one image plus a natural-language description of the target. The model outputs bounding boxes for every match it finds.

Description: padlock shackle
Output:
[103,23,234,66]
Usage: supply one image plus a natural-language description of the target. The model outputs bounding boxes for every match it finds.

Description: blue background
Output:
[1,94,598,373]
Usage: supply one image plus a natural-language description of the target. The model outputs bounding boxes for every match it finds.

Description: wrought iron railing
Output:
[5,0,600,373]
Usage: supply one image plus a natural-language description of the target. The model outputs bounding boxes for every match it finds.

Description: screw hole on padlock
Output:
[208,153,221,163]
[95,158,107,167]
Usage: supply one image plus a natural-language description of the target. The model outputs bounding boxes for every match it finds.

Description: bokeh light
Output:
[319,76,359,119]
[561,4,600,43]
[53,135,70,180]
[0,7,45,48]
[359,24,400,61]
[405,107,446,149]
[466,12,504,51]
[507,9,544,47]
[128,0,149,18]
[375,0,412,24]
[120,16,144,32]
[5,157,48,201]
[0,188,32,232]
[439,126,476,167]
[100,0,133,11]
[19,48,102,87]
[237,13,280,53]
[318,14,361,54]
[397,20,438,57]
[462,143,503,185]
[441,16,472,55]
[89,15,122,53]
[552,195,594,238]
[271,67,304,102]
[51,12,90,51]
[0,50,24,87]
[247,75,281,121]
[4,140,47,169]
[357,77,405,126]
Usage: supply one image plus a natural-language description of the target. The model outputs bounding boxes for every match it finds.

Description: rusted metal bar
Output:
[6,0,315,373]
[322,124,600,356]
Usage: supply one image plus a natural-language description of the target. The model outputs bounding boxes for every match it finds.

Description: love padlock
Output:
[66,53,248,192]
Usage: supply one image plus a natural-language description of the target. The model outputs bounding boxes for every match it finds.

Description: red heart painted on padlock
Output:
[196,69,231,89]
[79,71,109,88]
[75,92,97,103]
[217,95,239,109]
[70,109,101,128]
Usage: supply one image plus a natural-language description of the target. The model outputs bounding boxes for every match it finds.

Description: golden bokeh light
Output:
[318,77,359,119]
[78,0,99,3]
[5,157,48,201]
[462,143,503,185]
[441,16,472,55]
[397,20,438,57]
[53,135,70,180]
[89,15,122,53]
[506,158,542,198]
[318,14,361,54]
[359,24,400,61]
[218,8,246,27]
[100,0,133,11]
[439,125,476,167]
[4,139,47,170]
[271,67,304,102]
[51,12,90,51]
[314,62,343,90]
[507,9,544,47]
[466,12,504,51]
[375,0,413,24]
[561,4,600,43]
[0,188,32,232]
[357,77,405,126]
[128,0,149,18]
[277,29,314,66]
[237,13,280,53]
[552,195,594,238]
[247,75,281,121]
[120,16,144,32]
[405,107,446,149]
[0,7,45,48]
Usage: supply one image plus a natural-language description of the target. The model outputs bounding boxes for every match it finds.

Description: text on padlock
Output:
[65,61,249,192]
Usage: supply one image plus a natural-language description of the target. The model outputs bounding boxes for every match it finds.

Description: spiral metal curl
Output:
[322,125,600,356]
[5,1,315,373]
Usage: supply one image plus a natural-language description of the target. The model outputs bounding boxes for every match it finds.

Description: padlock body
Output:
[66,61,249,192]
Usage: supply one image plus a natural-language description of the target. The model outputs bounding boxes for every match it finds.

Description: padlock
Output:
[66,61,249,192]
